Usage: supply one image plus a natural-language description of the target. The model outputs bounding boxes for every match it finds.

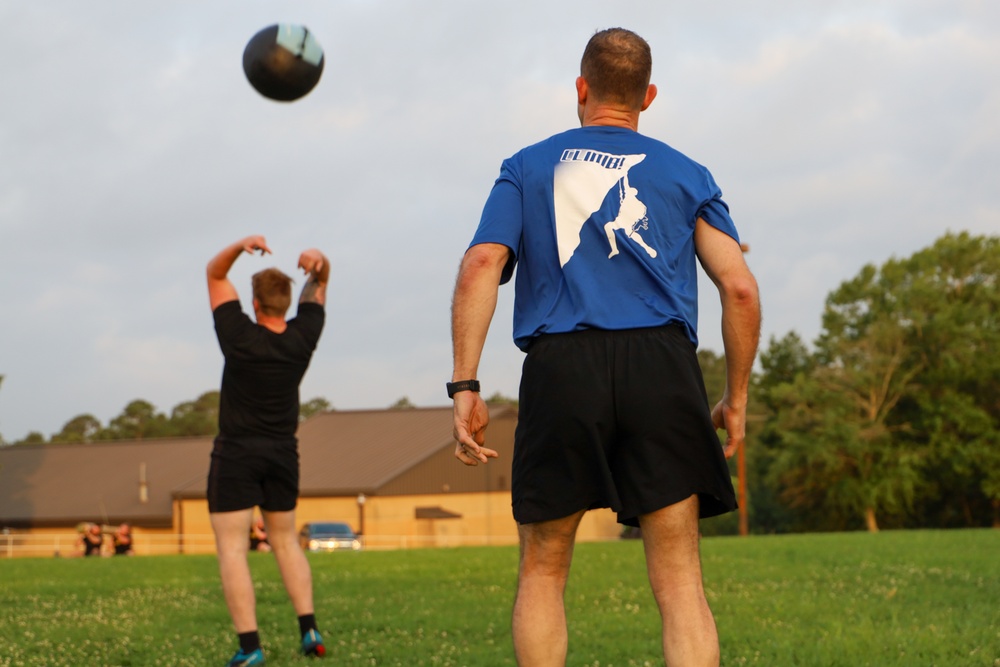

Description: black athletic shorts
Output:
[512,324,737,527]
[207,436,299,513]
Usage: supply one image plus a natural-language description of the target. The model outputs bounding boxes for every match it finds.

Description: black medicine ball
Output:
[242,24,324,102]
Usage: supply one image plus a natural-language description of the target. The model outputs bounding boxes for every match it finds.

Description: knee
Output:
[266,533,298,554]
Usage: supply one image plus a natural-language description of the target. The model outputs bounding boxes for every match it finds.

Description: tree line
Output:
[6,393,334,445]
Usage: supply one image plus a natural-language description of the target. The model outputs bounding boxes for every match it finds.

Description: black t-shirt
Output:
[213,300,324,442]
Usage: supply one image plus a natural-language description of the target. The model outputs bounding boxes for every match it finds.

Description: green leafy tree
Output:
[50,414,103,443]
[299,396,332,421]
[169,391,220,436]
[103,399,170,440]
[388,396,416,410]
[766,365,921,532]
[750,332,815,533]
[768,261,927,531]
[895,232,1000,526]
[483,391,518,408]
[13,431,46,445]
[764,232,999,531]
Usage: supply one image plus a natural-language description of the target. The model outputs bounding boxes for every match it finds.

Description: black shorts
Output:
[207,436,300,513]
[512,325,737,527]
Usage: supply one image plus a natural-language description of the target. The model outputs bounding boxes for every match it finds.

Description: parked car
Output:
[299,521,362,552]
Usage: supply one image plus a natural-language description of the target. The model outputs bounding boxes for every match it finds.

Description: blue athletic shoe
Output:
[301,628,326,657]
[227,647,265,666]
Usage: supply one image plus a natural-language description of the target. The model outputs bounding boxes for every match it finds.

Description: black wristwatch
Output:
[446,379,481,398]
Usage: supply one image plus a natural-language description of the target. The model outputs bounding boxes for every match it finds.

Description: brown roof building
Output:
[0,405,621,558]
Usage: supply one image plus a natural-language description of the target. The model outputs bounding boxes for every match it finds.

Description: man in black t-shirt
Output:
[206,235,329,667]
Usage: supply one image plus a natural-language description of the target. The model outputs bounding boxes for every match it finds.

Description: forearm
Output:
[206,240,248,280]
[299,274,326,305]
[719,276,761,405]
[451,245,507,380]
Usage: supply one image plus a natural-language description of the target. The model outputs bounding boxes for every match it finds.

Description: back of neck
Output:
[256,314,287,333]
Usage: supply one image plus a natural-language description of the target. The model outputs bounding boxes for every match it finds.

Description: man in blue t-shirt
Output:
[449,28,761,666]
[206,235,329,667]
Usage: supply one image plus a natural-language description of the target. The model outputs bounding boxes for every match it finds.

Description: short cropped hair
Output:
[251,268,293,317]
[580,28,652,110]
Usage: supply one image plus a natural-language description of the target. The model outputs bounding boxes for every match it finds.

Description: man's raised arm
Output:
[297,248,330,306]
[207,235,271,311]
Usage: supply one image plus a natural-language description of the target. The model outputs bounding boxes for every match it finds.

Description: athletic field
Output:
[1,530,997,666]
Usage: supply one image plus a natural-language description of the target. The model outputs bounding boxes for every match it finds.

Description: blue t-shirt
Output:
[470,125,739,350]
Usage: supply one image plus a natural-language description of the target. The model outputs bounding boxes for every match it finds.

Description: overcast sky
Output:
[1,1,997,442]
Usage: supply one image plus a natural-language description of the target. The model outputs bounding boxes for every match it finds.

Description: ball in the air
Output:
[242,24,324,102]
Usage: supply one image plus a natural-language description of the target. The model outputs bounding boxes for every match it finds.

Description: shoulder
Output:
[290,302,325,335]
[213,301,256,345]
[500,128,587,166]
[212,300,243,316]
[635,132,714,174]
[213,300,250,326]
[296,302,325,318]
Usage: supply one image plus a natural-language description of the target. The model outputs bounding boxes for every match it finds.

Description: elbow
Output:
[723,273,760,309]
[733,276,759,305]
[459,243,509,281]
[206,260,221,280]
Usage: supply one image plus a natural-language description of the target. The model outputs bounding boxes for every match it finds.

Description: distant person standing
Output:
[449,28,760,666]
[249,516,272,553]
[206,235,329,666]
[113,522,134,556]
[77,523,104,557]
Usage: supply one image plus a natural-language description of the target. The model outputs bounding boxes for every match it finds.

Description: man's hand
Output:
[298,248,326,278]
[453,391,499,466]
[241,236,272,257]
[711,394,747,459]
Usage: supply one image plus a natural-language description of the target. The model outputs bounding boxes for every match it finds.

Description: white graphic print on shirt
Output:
[553,150,654,266]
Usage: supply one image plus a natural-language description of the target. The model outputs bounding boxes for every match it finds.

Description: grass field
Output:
[0,529,997,666]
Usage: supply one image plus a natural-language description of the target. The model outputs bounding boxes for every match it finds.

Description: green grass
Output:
[0,530,997,666]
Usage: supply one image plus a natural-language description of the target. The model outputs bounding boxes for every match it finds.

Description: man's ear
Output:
[641,84,657,111]
[576,76,588,106]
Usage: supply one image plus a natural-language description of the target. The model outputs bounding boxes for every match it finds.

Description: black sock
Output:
[238,630,261,654]
[298,614,317,638]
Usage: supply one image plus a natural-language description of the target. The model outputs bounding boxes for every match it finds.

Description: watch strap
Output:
[446,379,481,398]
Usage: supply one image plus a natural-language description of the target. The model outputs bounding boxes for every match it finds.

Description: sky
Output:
[1,0,998,443]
